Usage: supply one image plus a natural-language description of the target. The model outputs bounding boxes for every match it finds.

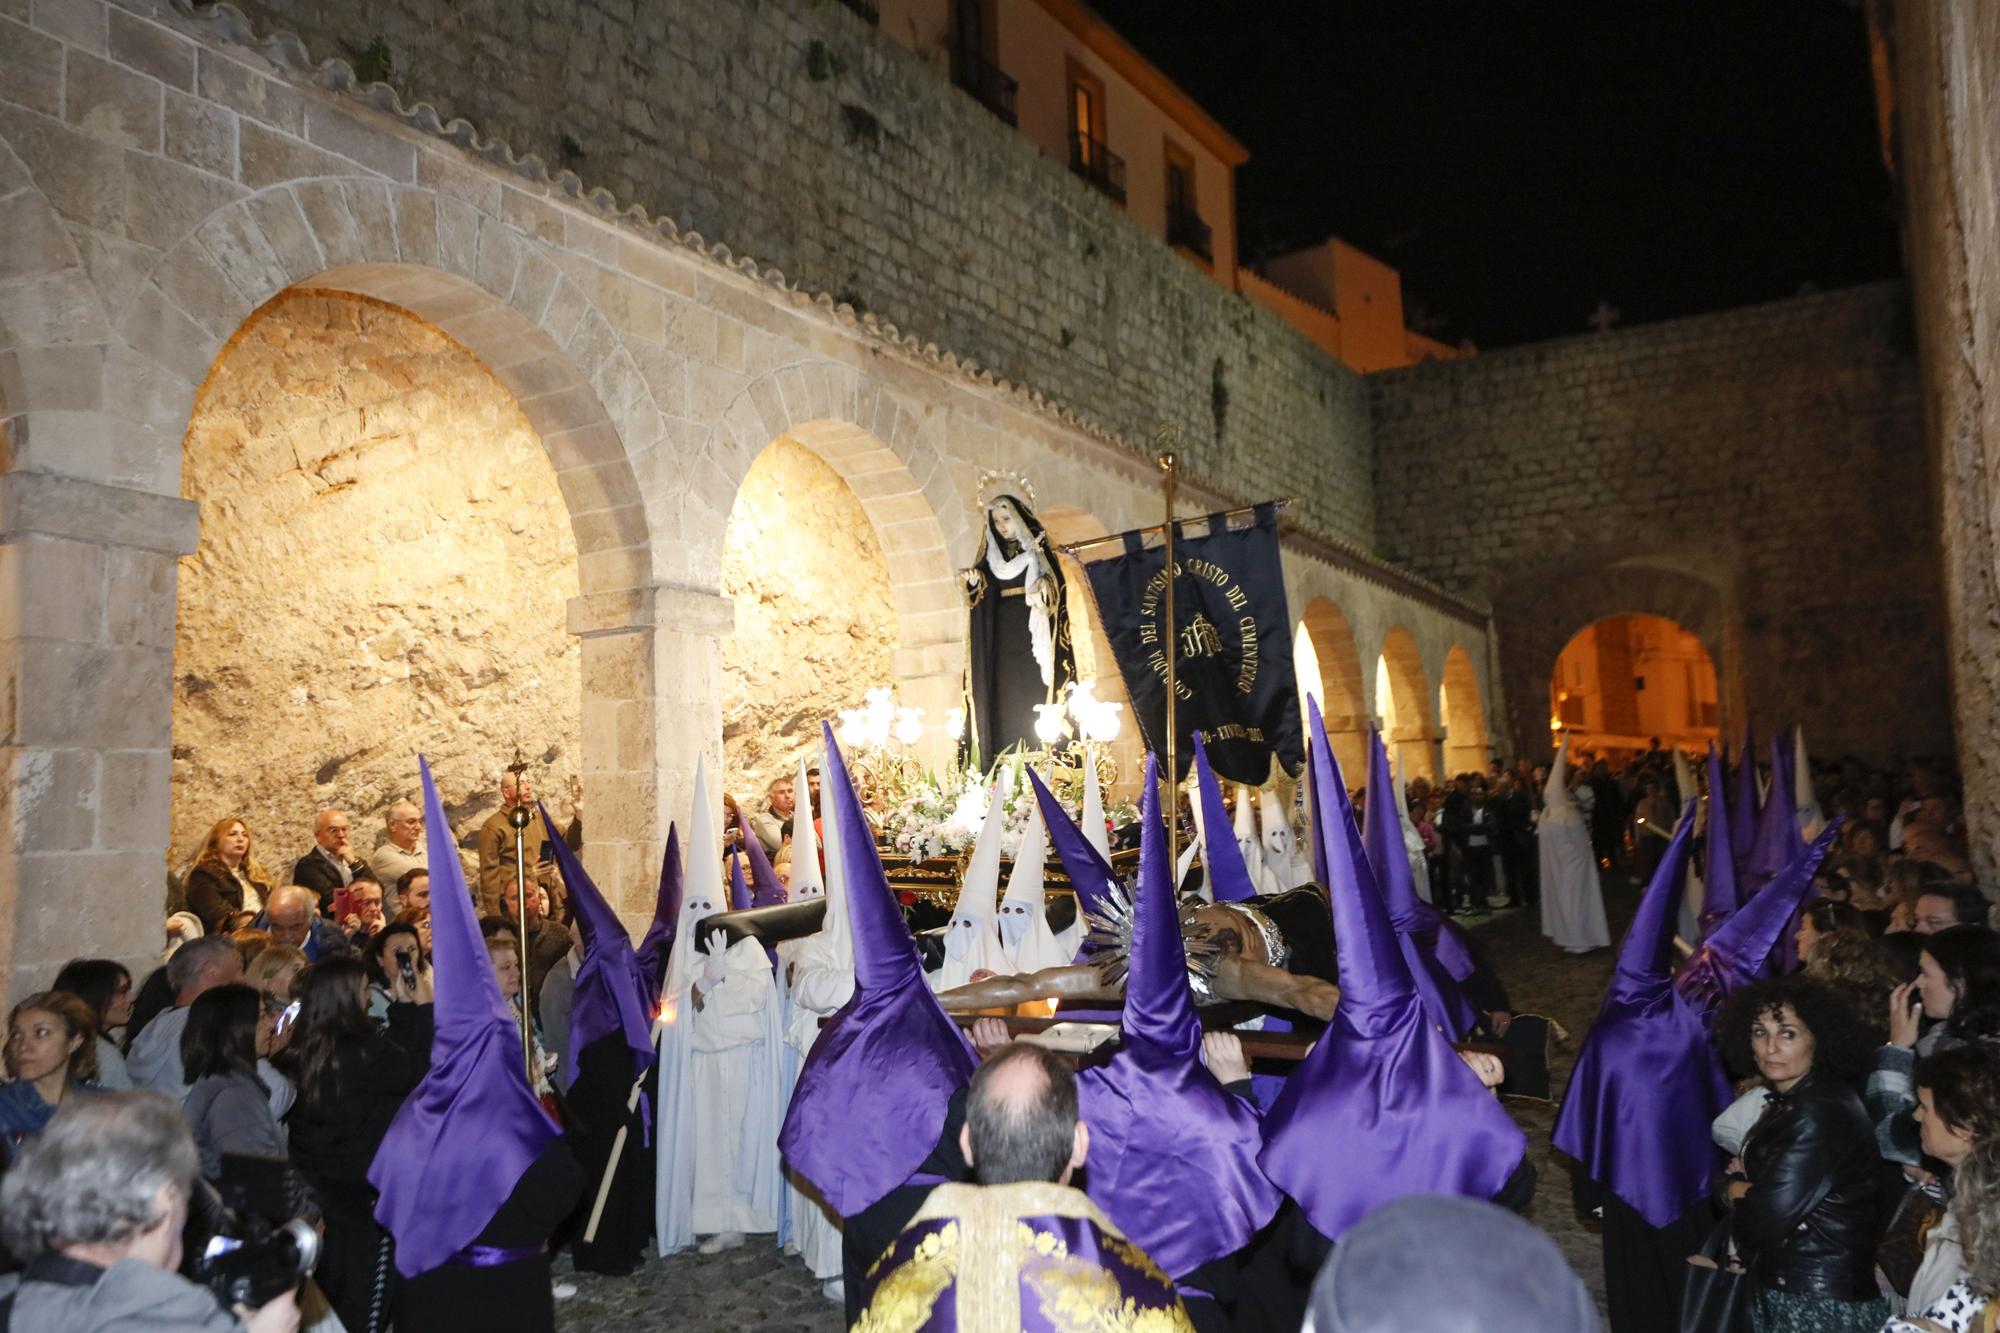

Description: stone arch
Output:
[1038,505,1144,800]
[707,362,969,768]
[1439,645,1490,776]
[1493,556,1732,761]
[1295,596,1369,782]
[123,181,677,924]
[116,180,658,591]
[1375,625,1437,782]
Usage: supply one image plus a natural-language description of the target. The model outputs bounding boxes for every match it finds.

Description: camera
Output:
[193,1155,321,1310]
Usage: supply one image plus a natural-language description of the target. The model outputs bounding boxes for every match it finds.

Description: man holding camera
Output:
[0,1091,302,1332]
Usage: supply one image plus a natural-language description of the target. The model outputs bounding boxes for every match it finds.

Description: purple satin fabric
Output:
[1699,744,1740,938]
[1190,733,1256,902]
[1076,755,1280,1277]
[539,805,655,1082]
[1675,820,1841,1021]
[1027,769,1118,965]
[1730,727,1759,882]
[1553,809,1730,1227]
[743,821,787,908]
[370,759,560,1278]
[1259,700,1526,1242]
[778,725,977,1217]
[1358,728,1478,1036]
[634,824,682,992]
[1744,736,1804,898]
[450,1244,544,1268]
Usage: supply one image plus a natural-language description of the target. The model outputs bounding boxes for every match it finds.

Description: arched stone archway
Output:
[1376,626,1437,782]
[1439,645,1490,776]
[1038,505,1144,801]
[1549,614,1721,758]
[1295,597,1369,782]
[705,362,969,772]
[1493,557,1732,761]
[0,167,688,984]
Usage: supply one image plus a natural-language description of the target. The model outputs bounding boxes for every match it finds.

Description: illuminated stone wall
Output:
[720,437,897,799]
[173,291,581,872]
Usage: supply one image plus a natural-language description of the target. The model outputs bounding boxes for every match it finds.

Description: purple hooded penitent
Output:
[777,724,977,1218]
[1676,820,1842,1021]
[1191,732,1257,902]
[1258,699,1527,1243]
[1730,726,1759,882]
[539,804,655,1088]
[370,759,560,1277]
[743,821,787,909]
[1699,743,1740,939]
[1074,753,1282,1277]
[1359,727,1478,1037]
[1029,768,1119,937]
[1744,736,1805,898]
[1551,807,1730,1227]
[635,823,682,994]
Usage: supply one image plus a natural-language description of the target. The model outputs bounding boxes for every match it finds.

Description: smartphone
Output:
[274,1000,301,1037]
[537,839,555,864]
[331,885,357,922]
[398,956,418,990]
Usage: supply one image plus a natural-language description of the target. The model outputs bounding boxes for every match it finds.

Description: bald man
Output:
[293,809,372,917]
[853,1043,1189,1328]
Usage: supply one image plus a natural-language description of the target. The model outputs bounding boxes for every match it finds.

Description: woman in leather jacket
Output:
[1719,976,1889,1331]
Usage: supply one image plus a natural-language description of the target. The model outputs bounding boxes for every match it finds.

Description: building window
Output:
[950,0,1017,125]
[1066,63,1124,205]
[1164,141,1210,261]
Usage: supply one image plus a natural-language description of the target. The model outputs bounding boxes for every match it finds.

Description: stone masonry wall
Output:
[1370,282,1950,765]
[721,435,896,797]
[216,0,1380,553]
[174,290,582,870]
[1891,4,2000,884]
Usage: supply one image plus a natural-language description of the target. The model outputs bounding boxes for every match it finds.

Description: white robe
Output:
[686,936,783,1237]
[658,760,782,1250]
[1538,739,1610,950]
[998,798,1071,974]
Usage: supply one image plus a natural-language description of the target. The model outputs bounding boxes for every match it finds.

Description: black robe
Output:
[559,1035,653,1276]
[396,1141,585,1332]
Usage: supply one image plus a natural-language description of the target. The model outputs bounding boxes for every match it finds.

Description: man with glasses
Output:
[370,800,426,919]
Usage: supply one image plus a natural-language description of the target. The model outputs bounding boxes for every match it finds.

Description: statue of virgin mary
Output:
[964,480,1075,760]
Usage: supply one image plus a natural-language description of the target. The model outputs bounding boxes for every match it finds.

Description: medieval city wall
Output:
[1369,281,1951,766]
[0,0,1487,997]
[215,0,1381,552]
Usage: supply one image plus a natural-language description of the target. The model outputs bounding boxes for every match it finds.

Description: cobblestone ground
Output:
[554,868,1646,1330]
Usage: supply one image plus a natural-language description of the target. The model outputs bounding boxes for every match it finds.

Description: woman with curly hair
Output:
[182,817,273,935]
[1873,927,2000,1167]
[1892,1042,2000,1320]
[1718,976,1887,1331]
[0,991,100,1150]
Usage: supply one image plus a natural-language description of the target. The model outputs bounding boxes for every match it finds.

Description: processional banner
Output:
[1082,503,1303,783]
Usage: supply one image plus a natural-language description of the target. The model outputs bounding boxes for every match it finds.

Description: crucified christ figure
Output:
[936,886,1343,1022]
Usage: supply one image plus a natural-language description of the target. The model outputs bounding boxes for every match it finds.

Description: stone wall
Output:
[174,290,581,870]
[720,435,896,796]
[1370,282,1950,764]
[218,0,1381,553]
[1891,4,2000,884]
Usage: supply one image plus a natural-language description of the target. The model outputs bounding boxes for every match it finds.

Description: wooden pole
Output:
[1159,449,1180,875]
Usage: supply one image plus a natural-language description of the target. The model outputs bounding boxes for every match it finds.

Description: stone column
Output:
[0,473,199,1002]
[569,583,732,929]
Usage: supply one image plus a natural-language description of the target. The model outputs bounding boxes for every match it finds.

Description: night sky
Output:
[1088,0,1902,349]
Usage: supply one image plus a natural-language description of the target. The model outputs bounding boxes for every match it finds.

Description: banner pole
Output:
[1158,448,1179,876]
